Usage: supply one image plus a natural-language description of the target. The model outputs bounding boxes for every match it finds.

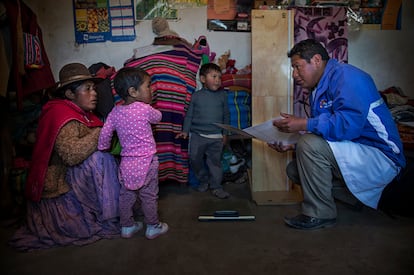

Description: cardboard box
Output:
[254,1,277,9]
[207,0,237,20]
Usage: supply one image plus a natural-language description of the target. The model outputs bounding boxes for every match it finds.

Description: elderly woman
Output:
[9,63,120,251]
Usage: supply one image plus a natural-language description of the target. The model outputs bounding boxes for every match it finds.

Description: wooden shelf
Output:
[360,24,381,30]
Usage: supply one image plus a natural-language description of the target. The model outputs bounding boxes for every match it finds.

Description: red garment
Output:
[25,99,103,202]
[3,0,55,110]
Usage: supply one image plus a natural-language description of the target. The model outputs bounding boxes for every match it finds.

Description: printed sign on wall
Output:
[73,0,136,44]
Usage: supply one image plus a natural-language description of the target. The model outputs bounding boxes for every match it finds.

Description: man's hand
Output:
[272,112,307,133]
[267,142,295,153]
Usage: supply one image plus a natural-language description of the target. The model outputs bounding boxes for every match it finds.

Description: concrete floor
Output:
[1,179,414,275]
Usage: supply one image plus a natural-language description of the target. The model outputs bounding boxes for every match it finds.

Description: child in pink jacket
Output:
[98,67,168,239]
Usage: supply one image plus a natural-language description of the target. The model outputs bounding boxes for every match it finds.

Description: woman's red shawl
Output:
[25,99,103,202]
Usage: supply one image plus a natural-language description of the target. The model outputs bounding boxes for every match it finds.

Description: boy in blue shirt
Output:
[176,63,230,199]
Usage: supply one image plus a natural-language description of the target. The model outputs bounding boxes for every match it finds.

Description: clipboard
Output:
[215,116,300,145]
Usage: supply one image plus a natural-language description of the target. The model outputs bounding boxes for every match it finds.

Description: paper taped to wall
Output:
[215,116,301,145]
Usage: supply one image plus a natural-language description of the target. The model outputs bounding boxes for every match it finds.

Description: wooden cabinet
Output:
[250,9,302,205]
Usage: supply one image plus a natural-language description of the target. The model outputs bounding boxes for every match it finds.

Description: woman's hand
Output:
[273,112,307,133]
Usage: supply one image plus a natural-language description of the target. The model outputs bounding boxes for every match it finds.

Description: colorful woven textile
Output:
[221,73,252,90]
[23,32,44,69]
[121,44,202,184]
[227,89,251,129]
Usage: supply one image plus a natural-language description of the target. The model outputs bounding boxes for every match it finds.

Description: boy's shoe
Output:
[211,188,230,199]
[197,183,209,192]
[145,222,169,240]
[121,221,143,238]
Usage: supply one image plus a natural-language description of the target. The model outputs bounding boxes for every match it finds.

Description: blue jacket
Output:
[307,59,406,169]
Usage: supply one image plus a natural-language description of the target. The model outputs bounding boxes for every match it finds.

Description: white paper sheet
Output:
[215,117,300,145]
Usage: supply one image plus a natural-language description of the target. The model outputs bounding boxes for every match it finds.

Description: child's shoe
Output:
[145,222,169,240]
[197,183,209,192]
[121,221,143,238]
[211,188,230,199]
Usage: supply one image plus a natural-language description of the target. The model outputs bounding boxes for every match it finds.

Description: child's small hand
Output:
[175,132,188,139]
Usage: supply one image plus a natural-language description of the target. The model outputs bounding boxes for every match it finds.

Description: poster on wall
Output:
[134,0,178,20]
[207,0,253,32]
[134,0,207,21]
[73,0,136,44]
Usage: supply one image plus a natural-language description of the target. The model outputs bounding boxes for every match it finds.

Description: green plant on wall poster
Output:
[135,0,178,20]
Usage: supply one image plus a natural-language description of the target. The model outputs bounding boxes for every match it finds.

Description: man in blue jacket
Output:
[270,39,406,230]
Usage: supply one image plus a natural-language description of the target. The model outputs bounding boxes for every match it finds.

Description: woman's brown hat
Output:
[55,63,103,92]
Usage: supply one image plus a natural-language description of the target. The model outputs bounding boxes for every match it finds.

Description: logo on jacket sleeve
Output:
[319,99,332,109]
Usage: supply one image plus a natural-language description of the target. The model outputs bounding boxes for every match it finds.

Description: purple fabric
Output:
[119,157,160,227]
[9,151,121,251]
[293,6,348,118]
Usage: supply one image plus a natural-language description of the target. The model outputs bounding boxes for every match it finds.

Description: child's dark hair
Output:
[199,63,221,77]
[287,39,330,63]
[113,67,150,100]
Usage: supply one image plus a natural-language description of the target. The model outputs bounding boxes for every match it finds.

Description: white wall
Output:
[27,0,414,97]
[28,2,251,76]
[348,0,414,97]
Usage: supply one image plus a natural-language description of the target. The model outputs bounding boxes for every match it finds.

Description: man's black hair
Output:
[287,39,330,62]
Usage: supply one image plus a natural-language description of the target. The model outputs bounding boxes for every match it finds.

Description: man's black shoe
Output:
[284,214,336,230]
